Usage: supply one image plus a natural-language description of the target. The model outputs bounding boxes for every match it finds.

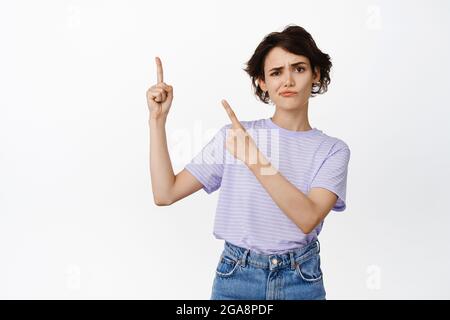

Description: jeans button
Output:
[271,258,278,265]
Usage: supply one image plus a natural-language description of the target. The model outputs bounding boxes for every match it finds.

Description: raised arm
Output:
[146,57,204,206]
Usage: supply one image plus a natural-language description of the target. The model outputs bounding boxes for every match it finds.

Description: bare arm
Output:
[148,117,203,205]
[221,100,336,234]
[167,168,204,205]
[148,116,174,205]
[147,57,204,205]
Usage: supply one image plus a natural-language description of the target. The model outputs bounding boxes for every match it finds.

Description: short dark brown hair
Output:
[243,24,332,103]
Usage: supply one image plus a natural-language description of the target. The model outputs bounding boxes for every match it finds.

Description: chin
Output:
[278,98,307,109]
[276,101,304,109]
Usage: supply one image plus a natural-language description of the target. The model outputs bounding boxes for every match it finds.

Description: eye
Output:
[270,67,305,76]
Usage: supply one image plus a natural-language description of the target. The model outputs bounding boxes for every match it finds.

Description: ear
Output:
[258,78,267,92]
[313,67,321,83]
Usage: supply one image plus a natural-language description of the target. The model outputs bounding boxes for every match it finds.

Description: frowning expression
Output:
[258,47,320,109]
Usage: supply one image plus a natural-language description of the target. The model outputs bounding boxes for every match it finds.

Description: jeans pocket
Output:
[294,253,323,283]
[215,253,240,278]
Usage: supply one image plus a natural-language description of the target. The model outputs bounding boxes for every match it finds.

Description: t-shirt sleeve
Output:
[310,146,351,212]
[184,125,227,194]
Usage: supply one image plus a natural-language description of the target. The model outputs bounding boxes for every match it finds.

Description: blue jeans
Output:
[210,240,326,300]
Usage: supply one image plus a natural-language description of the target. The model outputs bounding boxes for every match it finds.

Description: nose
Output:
[284,72,294,87]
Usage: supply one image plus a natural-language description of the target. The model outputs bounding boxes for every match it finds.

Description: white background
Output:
[1,0,449,299]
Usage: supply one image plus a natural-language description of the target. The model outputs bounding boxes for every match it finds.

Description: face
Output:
[258,47,320,109]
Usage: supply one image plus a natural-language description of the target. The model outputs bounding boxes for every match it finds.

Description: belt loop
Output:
[289,252,296,270]
[240,249,249,268]
[316,239,320,254]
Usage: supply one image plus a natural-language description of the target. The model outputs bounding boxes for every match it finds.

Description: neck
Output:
[271,103,312,132]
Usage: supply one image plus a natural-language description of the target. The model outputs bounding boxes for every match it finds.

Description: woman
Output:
[146,24,350,300]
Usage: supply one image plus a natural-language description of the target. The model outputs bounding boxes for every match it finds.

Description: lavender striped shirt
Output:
[185,117,350,254]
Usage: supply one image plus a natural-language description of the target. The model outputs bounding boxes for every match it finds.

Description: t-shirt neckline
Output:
[265,117,321,137]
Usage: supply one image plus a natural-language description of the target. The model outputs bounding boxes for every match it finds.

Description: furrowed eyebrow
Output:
[268,62,307,72]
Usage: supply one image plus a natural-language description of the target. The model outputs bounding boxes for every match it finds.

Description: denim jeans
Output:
[210,239,326,300]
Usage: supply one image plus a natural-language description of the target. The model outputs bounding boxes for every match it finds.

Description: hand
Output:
[146,57,174,120]
[221,99,262,166]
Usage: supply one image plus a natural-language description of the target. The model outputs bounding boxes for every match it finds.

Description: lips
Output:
[280,92,297,97]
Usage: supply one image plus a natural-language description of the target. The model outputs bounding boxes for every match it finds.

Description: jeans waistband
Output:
[222,240,320,271]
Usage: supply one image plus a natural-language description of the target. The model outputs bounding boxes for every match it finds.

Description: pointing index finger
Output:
[221,99,243,130]
[155,56,163,83]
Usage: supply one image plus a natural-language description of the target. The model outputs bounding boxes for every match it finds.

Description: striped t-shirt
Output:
[185,117,350,254]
